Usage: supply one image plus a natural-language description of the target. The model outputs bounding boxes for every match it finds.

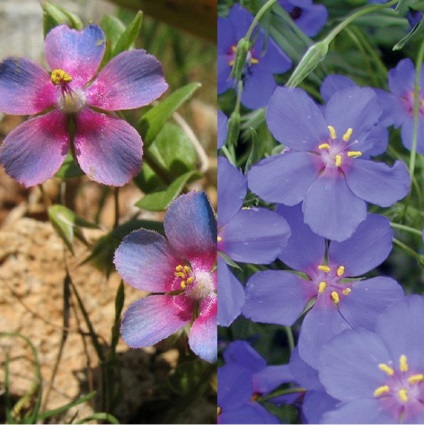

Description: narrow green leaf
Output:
[75,412,120,424]
[135,170,202,211]
[393,17,424,50]
[41,1,83,37]
[101,15,126,50]
[55,153,84,179]
[112,11,143,56]
[138,82,201,148]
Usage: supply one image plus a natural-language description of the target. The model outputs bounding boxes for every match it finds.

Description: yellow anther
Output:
[342,128,353,142]
[318,143,331,150]
[373,385,390,397]
[186,276,195,285]
[347,151,362,158]
[378,363,395,376]
[335,155,342,167]
[342,288,351,295]
[318,265,331,273]
[398,388,409,403]
[330,291,340,304]
[328,125,337,139]
[175,265,183,272]
[218,406,222,416]
[51,68,72,85]
[399,355,408,372]
[184,265,191,273]
[408,374,424,384]
[231,45,237,52]
[174,272,185,278]
[180,281,186,289]
[229,60,235,66]
[336,266,345,276]
[251,58,259,64]
[318,281,327,294]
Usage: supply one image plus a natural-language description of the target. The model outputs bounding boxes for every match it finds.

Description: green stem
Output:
[390,222,423,238]
[245,0,278,41]
[258,386,306,402]
[284,326,295,353]
[393,238,424,264]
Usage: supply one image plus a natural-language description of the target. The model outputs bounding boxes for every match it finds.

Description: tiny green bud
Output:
[230,38,252,82]
[286,40,329,88]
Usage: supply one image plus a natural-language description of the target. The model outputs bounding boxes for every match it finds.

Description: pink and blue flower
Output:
[114,191,217,363]
[0,24,168,187]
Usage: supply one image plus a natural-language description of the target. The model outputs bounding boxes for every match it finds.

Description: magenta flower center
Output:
[400,91,424,116]
[309,263,352,306]
[174,264,215,301]
[374,355,424,418]
[227,45,259,68]
[51,68,86,114]
[315,125,362,171]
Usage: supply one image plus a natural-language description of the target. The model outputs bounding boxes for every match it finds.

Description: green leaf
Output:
[41,1,83,37]
[393,16,424,50]
[75,413,120,424]
[135,170,201,211]
[48,205,99,255]
[101,15,126,50]
[55,153,84,179]
[138,82,201,148]
[112,11,143,56]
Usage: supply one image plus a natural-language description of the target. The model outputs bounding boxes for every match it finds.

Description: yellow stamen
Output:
[186,276,195,285]
[175,265,183,272]
[336,266,345,276]
[251,58,259,64]
[399,355,408,372]
[318,281,327,294]
[217,236,222,242]
[335,155,342,167]
[318,265,331,273]
[342,288,351,295]
[174,272,185,278]
[373,385,390,397]
[51,68,72,85]
[408,374,424,384]
[318,143,330,150]
[184,265,191,273]
[231,45,237,52]
[342,128,353,142]
[229,60,235,66]
[398,388,409,403]
[330,291,340,304]
[180,281,186,289]
[378,363,394,376]
[328,125,337,139]
[347,151,362,158]
[218,406,222,416]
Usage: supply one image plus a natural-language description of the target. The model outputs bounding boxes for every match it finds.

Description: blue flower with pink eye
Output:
[218,340,293,424]
[376,58,424,154]
[248,85,410,241]
[114,191,217,363]
[217,157,291,326]
[278,0,328,37]
[242,205,405,369]
[0,24,168,187]
[318,295,424,424]
[218,4,291,110]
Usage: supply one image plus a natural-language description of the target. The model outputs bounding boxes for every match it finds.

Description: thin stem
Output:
[391,222,423,238]
[284,326,295,353]
[113,187,120,230]
[258,386,306,402]
[393,238,424,264]
[245,0,278,41]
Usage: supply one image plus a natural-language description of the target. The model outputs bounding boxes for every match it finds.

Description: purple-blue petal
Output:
[223,340,266,371]
[345,159,410,207]
[328,213,393,276]
[302,391,339,424]
[320,74,355,102]
[164,191,217,270]
[241,68,278,110]
[220,402,280,424]
[388,58,415,97]
[218,364,253,409]
[220,207,290,264]
[248,152,318,205]
[218,110,228,149]
[218,156,246,227]
[289,347,324,391]
[243,270,313,326]
[217,258,245,327]
[254,365,294,394]
[267,87,329,150]
[400,116,424,154]
[303,172,367,242]
[253,35,291,74]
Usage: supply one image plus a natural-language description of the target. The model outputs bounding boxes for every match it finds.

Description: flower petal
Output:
[218,156,246,227]
[320,74,355,102]
[0,110,69,187]
[266,87,329,150]
[218,110,228,150]
[218,364,253,409]
[338,277,404,331]
[324,86,381,145]
[248,152,318,205]
[303,172,367,241]
[242,270,313,326]
[217,258,245,327]
[400,116,424,154]
[223,340,266,371]
[321,399,396,424]
[121,294,193,348]
[277,204,326,272]
[86,50,168,111]
[328,214,393,276]
[189,294,217,363]
[302,391,339,425]
[45,24,105,86]
[220,207,290,264]
[114,229,183,293]
[388,58,415,97]
[242,68,278,110]
[73,108,142,186]
[164,191,217,270]
[290,348,324,391]
[219,402,279,424]
[345,159,410,207]
[0,58,57,114]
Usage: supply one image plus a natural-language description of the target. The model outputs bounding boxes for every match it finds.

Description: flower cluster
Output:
[218,1,424,424]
